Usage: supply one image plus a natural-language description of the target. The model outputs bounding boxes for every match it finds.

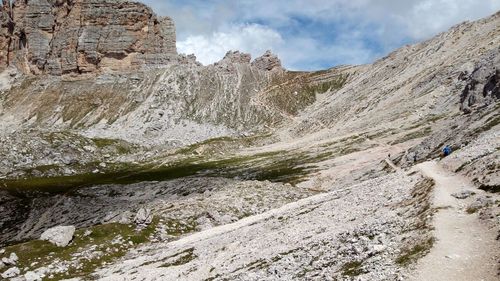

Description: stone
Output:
[40,226,76,247]
[451,190,475,199]
[24,271,43,281]
[373,244,387,253]
[134,208,153,225]
[8,253,17,264]
[118,211,134,225]
[2,253,18,265]
[1,267,20,278]
[467,196,494,212]
[0,0,177,75]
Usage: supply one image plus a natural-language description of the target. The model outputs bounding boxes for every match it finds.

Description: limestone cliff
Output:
[0,0,177,75]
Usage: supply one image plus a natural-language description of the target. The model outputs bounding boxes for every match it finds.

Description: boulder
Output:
[134,208,153,226]
[1,253,18,265]
[24,271,43,281]
[40,226,76,247]
[467,196,494,213]
[1,267,20,278]
[451,190,475,199]
[372,244,387,253]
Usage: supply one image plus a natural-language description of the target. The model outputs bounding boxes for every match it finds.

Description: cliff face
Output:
[0,0,177,75]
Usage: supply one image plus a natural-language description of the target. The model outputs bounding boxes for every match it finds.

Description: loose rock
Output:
[1,267,20,278]
[24,271,43,281]
[2,253,18,265]
[40,226,76,247]
[451,190,475,199]
[134,208,153,226]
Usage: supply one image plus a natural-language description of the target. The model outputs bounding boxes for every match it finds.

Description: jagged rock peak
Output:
[0,0,177,75]
[218,50,252,65]
[214,50,284,72]
[252,50,283,72]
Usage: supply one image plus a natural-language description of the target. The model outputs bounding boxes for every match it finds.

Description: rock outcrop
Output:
[251,50,282,72]
[459,50,500,113]
[214,50,283,72]
[0,0,177,75]
[213,50,252,71]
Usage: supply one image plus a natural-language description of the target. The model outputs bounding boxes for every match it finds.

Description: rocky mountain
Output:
[0,0,176,75]
[0,1,498,280]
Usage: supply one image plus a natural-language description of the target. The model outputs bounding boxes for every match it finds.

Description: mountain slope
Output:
[0,3,498,281]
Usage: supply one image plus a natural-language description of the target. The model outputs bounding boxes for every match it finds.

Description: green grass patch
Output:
[1,148,322,195]
[2,218,159,280]
[466,206,479,214]
[159,248,197,268]
[391,127,432,145]
[163,218,198,237]
[470,114,500,137]
[341,260,365,276]
[92,138,135,154]
[395,237,435,266]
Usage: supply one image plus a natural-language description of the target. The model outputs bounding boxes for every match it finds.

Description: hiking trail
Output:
[410,161,499,281]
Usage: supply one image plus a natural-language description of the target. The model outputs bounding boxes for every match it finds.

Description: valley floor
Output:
[0,128,498,281]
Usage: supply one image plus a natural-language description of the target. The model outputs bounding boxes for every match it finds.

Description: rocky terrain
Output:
[0,1,499,280]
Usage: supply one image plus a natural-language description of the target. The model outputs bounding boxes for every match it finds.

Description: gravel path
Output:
[410,161,499,281]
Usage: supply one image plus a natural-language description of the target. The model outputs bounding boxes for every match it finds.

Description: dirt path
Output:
[410,161,499,281]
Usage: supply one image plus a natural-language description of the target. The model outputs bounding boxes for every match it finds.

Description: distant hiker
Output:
[388,153,391,159]
[413,154,417,163]
[443,145,452,157]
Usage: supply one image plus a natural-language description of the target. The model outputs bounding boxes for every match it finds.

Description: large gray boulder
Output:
[134,208,153,226]
[40,225,76,247]
[24,271,43,281]
[1,253,18,265]
[1,266,20,278]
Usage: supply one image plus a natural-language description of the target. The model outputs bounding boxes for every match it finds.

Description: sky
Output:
[139,0,500,71]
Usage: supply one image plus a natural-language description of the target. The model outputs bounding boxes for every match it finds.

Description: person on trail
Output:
[413,154,417,163]
[443,145,452,157]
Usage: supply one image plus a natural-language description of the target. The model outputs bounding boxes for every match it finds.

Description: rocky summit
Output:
[0,1,499,281]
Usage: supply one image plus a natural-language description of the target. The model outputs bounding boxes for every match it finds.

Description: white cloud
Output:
[177,24,284,65]
[141,0,500,69]
[403,0,499,39]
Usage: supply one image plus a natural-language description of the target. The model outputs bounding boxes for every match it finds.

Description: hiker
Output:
[443,145,452,157]
[413,154,417,163]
